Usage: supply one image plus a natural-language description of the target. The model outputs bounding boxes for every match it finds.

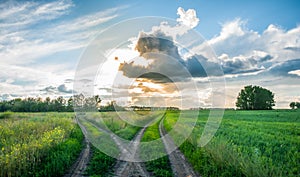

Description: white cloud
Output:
[176,7,199,29]
[0,1,123,65]
[288,69,300,76]
[0,63,74,98]
[52,7,123,33]
[0,1,125,100]
[148,7,200,39]
[208,18,300,63]
[209,18,247,46]
[0,0,74,28]
[0,40,81,65]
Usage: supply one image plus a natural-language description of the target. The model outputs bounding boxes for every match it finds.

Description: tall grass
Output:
[0,113,83,177]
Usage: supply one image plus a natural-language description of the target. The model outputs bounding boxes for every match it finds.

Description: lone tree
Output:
[290,102,296,109]
[236,85,275,110]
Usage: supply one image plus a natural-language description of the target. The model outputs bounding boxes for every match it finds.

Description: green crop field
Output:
[0,110,299,177]
[164,109,300,177]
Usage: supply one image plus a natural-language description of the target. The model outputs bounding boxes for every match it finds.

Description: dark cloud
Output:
[264,59,300,77]
[40,86,56,93]
[283,47,300,52]
[120,29,275,82]
[138,72,173,83]
[135,31,182,60]
[119,31,223,82]
[40,84,73,94]
[57,84,73,93]
[118,61,147,78]
[220,54,273,75]
[186,55,224,77]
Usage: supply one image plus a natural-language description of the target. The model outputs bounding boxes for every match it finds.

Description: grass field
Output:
[164,109,300,177]
[0,110,299,177]
[0,112,83,177]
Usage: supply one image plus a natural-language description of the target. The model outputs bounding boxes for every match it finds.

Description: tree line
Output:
[1,86,298,112]
[0,97,74,112]
[0,94,124,112]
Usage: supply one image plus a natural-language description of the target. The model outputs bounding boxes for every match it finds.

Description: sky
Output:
[0,0,300,108]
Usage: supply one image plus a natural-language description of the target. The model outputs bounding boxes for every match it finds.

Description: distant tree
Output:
[290,102,300,109]
[66,97,74,112]
[290,102,296,109]
[236,85,275,110]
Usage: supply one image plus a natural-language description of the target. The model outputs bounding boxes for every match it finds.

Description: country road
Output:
[112,124,150,177]
[159,117,200,177]
[65,113,199,177]
[64,117,91,177]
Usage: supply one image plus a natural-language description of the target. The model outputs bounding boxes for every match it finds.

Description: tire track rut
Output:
[64,117,91,177]
[159,116,200,177]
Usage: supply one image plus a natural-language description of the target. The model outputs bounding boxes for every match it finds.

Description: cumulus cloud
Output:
[119,31,222,82]
[219,51,273,74]
[148,7,200,39]
[176,7,199,29]
[200,18,300,79]
[58,84,73,93]
[39,84,73,95]
[208,18,300,62]
[135,31,181,59]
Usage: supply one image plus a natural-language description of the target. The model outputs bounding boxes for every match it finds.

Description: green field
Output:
[164,110,300,177]
[0,112,83,177]
[0,110,299,177]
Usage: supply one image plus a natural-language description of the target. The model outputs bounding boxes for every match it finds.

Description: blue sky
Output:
[0,0,299,108]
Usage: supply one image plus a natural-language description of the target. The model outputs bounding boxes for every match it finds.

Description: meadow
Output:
[0,110,299,177]
[0,112,83,177]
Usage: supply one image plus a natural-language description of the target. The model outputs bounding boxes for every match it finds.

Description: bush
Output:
[0,111,13,119]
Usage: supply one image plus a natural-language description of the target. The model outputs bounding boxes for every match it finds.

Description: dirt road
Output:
[64,118,91,177]
[159,117,200,177]
[66,113,199,177]
[112,125,150,177]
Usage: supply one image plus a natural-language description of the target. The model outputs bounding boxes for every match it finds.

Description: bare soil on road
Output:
[159,118,200,177]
